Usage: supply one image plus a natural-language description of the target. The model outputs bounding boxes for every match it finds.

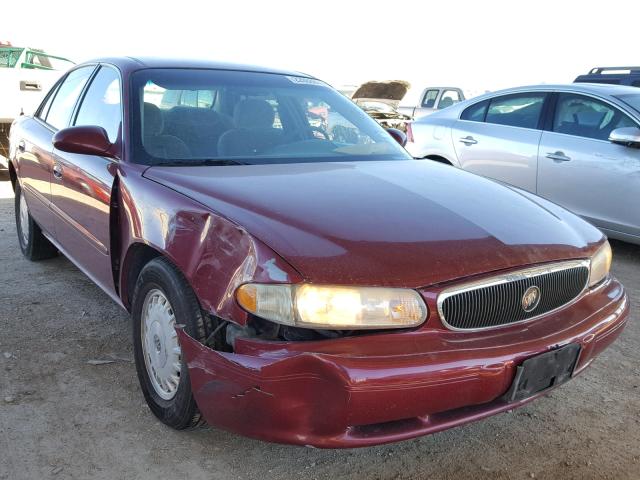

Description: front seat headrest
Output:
[233,99,275,129]
[143,102,164,136]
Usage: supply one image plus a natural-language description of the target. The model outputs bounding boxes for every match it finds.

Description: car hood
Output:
[143,161,603,287]
[352,80,410,108]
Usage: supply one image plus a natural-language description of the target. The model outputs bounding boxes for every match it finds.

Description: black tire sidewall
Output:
[132,258,204,429]
[14,183,32,256]
[14,183,57,260]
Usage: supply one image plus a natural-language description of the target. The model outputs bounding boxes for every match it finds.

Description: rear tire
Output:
[132,256,210,430]
[14,183,58,261]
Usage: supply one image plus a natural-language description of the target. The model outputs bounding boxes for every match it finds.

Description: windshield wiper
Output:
[155,159,248,167]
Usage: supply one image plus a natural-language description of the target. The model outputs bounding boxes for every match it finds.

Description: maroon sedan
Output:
[7,58,628,448]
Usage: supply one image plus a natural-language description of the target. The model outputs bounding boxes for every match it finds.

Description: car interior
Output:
[553,97,635,141]
[142,92,311,160]
[136,81,401,163]
[485,97,544,129]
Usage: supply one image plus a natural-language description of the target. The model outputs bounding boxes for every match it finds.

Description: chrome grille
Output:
[438,260,590,330]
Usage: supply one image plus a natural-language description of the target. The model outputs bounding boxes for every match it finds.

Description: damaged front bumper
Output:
[177,279,629,448]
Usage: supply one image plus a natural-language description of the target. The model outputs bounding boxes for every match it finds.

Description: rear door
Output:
[451,92,548,193]
[15,66,95,236]
[537,92,640,238]
[50,65,122,293]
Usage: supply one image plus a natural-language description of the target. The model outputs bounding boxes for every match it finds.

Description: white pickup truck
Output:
[0,43,73,166]
[397,86,465,120]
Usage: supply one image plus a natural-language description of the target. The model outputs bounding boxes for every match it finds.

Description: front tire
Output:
[132,257,210,430]
[14,183,58,261]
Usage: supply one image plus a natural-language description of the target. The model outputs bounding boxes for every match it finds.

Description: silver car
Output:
[406,84,640,245]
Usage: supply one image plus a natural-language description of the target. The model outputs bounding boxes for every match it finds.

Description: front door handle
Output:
[17,140,26,152]
[52,163,63,179]
[459,136,478,145]
[546,151,571,162]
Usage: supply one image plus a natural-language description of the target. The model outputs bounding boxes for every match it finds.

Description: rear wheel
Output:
[132,257,210,429]
[14,184,58,261]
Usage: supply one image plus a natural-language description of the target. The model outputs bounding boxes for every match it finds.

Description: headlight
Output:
[589,241,612,287]
[235,284,428,329]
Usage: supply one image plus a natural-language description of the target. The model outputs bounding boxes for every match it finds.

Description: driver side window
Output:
[74,66,122,143]
[553,93,636,141]
[44,66,95,130]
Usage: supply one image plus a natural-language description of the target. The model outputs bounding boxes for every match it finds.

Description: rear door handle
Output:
[546,151,571,162]
[17,140,26,152]
[459,136,478,145]
[52,163,63,179]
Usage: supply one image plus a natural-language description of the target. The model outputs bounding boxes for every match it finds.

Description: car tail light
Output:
[406,122,414,143]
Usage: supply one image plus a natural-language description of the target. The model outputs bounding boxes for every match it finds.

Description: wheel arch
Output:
[424,154,453,165]
[8,161,17,191]
[114,167,305,323]
[119,242,164,311]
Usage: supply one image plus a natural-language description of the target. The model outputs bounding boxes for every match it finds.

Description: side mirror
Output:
[609,127,640,148]
[387,128,407,147]
[53,126,116,157]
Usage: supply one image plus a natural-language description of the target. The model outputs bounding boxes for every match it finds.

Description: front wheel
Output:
[132,257,210,429]
[14,183,58,261]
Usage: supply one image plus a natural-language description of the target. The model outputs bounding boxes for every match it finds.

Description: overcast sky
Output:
[2,0,638,95]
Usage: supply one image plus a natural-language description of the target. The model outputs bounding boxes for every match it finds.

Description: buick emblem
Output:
[522,286,541,312]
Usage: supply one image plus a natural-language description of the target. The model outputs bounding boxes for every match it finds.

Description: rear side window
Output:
[37,82,60,121]
[156,89,216,109]
[460,100,488,122]
[552,93,636,141]
[45,66,94,129]
[74,66,122,143]
[421,89,439,108]
[485,93,546,129]
[632,80,640,87]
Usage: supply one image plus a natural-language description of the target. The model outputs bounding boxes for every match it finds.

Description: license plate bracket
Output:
[503,344,581,403]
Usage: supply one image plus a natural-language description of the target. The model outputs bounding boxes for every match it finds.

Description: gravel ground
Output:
[0,169,638,480]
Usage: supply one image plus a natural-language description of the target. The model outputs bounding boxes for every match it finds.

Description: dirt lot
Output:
[0,169,638,480]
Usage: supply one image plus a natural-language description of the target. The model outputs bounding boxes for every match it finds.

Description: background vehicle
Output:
[7,57,627,448]
[575,66,640,87]
[352,81,466,122]
[0,41,73,165]
[352,80,412,131]
[406,84,640,245]
[397,85,465,119]
[357,100,411,132]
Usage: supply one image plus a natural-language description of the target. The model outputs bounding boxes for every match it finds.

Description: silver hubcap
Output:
[19,191,29,246]
[141,289,181,400]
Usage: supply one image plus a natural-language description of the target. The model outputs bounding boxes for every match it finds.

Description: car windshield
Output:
[131,68,411,166]
[615,94,640,115]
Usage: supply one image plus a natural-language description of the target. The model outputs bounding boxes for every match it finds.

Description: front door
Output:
[50,65,122,294]
[537,92,640,239]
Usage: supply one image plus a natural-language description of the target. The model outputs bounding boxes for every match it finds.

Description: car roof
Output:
[81,56,314,78]
[467,83,640,101]
[413,82,640,124]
